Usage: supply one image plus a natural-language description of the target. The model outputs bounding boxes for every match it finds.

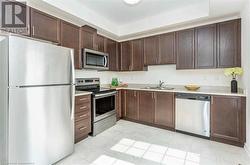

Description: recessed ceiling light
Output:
[123,0,141,5]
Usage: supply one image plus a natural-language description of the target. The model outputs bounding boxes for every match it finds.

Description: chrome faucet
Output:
[158,80,165,88]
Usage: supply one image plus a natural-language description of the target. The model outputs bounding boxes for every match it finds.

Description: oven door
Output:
[93,91,116,122]
[83,48,109,70]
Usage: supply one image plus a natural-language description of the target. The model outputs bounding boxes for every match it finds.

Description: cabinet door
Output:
[211,96,246,146]
[124,90,138,120]
[131,39,144,71]
[116,90,122,120]
[139,91,155,124]
[96,34,105,52]
[60,21,80,69]
[106,38,119,71]
[195,24,216,69]
[120,41,132,71]
[217,19,241,68]
[155,92,175,128]
[176,28,195,69]
[30,8,60,43]
[80,26,97,50]
[144,36,159,65]
[159,32,175,64]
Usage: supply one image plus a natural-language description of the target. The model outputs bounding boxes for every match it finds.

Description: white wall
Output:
[76,65,234,87]
[240,0,250,155]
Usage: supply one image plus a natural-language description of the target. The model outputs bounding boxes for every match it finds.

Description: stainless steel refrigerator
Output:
[0,35,75,165]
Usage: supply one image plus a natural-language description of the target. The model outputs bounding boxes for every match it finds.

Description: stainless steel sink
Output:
[143,86,175,90]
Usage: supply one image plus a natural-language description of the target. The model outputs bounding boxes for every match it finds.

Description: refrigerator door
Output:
[8,36,74,87]
[8,85,74,165]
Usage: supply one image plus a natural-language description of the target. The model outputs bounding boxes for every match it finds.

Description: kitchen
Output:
[0,0,250,165]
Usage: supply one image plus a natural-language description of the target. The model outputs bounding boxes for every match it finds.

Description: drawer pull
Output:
[79,126,87,131]
[79,114,87,118]
[80,98,87,101]
[80,106,87,110]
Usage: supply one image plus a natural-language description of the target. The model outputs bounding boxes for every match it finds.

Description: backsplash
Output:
[75,65,239,87]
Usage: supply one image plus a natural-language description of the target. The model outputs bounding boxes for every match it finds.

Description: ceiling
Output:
[37,0,246,40]
[78,0,205,25]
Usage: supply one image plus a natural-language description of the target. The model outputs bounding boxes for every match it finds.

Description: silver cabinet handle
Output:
[79,127,87,131]
[79,114,87,118]
[80,98,87,101]
[80,106,87,110]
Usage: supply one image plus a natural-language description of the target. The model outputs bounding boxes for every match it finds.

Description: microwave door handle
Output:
[104,56,108,67]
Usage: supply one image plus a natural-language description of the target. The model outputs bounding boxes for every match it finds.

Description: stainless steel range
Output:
[76,78,117,136]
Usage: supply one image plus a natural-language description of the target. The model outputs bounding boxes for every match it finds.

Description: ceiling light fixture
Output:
[123,0,141,5]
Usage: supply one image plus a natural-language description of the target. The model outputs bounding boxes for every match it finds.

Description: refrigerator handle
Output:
[70,85,75,120]
[70,49,75,120]
[70,49,75,85]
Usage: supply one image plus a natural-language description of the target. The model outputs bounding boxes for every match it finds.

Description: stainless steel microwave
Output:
[82,48,109,70]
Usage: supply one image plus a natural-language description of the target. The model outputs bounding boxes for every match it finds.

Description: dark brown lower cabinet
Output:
[123,90,139,120]
[211,95,246,147]
[155,92,175,128]
[75,95,91,143]
[138,91,155,124]
[122,90,174,129]
[116,90,122,120]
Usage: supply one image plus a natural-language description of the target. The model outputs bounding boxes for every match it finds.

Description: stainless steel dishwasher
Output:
[175,93,211,137]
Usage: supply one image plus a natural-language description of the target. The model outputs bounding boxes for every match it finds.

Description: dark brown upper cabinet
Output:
[211,95,246,147]
[138,91,155,124]
[217,19,241,68]
[105,38,119,71]
[60,21,81,69]
[120,41,132,71]
[30,8,60,43]
[155,92,175,128]
[96,34,105,52]
[195,24,217,69]
[176,28,195,69]
[144,36,159,65]
[131,39,145,71]
[159,32,176,64]
[80,25,97,50]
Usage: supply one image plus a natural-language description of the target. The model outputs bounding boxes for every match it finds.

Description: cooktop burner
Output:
[75,78,115,95]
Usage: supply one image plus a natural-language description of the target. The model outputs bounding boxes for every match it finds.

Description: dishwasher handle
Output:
[176,93,211,101]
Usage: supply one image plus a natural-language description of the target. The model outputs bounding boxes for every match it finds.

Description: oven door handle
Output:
[94,91,117,98]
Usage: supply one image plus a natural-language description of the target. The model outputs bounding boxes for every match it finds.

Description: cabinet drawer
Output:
[75,104,90,113]
[75,95,91,105]
[75,119,91,138]
[75,110,90,122]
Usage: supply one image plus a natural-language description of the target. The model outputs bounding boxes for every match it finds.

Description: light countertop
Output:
[75,91,92,96]
[101,84,246,97]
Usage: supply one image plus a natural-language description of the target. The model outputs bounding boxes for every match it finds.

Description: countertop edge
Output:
[103,86,246,97]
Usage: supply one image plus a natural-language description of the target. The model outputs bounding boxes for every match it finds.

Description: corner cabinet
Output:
[60,21,81,69]
[30,8,60,43]
[211,95,246,147]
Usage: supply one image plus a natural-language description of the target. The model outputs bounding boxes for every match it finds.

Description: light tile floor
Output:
[57,120,250,165]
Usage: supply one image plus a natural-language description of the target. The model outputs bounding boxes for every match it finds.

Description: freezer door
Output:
[9,36,74,86]
[8,85,74,165]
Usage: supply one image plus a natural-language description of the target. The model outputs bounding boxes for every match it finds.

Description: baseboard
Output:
[244,143,250,158]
